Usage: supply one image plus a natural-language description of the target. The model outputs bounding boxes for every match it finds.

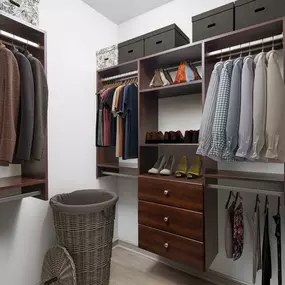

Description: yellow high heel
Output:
[175,156,188,178]
[187,156,202,179]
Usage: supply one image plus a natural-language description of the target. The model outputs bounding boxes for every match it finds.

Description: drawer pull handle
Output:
[164,217,169,223]
[156,40,163,45]
[104,58,109,61]
[164,190,169,196]
[9,0,20,7]
[128,50,134,54]
[207,23,216,28]
[255,7,265,13]
[164,243,169,249]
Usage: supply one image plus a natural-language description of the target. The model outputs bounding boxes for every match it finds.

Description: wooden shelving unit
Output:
[0,176,45,191]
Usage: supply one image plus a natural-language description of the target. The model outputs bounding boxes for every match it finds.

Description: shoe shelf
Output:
[141,143,199,147]
[140,80,202,99]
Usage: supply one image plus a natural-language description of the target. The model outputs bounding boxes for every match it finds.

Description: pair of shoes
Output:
[148,155,175,176]
[175,155,202,179]
[165,131,184,143]
[145,132,164,144]
[184,130,200,144]
[149,69,173,88]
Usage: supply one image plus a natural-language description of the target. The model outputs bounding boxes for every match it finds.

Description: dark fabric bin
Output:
[50,189,119,285]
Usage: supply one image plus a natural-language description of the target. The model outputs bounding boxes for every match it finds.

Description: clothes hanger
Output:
[254,194,260,212]
[234,192,241,208]
[277,196,280,215]
[261,38,264,53]
[229,47,232,60]
[225,191,236,209]
[220,48,223,62]
[272,36,275,51]
[248,42,251,56]
[264,195,269,214]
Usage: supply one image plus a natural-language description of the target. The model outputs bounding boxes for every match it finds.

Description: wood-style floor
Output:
[110,246,215,285]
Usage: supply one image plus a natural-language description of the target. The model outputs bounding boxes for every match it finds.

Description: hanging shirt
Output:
[250,52,267,160]
[197,61,223,157]
[265,50,285,161]
[223,57,243,160]
[236,55,255,158]
[208,59,233,161]
[233,201,244,261]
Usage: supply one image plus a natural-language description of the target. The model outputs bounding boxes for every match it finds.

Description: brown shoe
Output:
[164,132,171,143]
[145,132,153,144]
[157,131,164,143]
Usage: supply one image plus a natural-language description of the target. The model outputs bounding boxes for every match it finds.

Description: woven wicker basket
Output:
[50,190,118,285]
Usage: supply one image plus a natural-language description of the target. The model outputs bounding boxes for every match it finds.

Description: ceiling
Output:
[82,0,174,24]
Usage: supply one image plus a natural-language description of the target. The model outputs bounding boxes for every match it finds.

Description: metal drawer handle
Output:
[156,40,163,45]
[9,0,20,7]
[164,243,169,249]
[164,190,169,196]
[255,7,265,13]
[128,50,134,54]
[207,23,216,28]
[104,58,109,61]
[164,217,169,223]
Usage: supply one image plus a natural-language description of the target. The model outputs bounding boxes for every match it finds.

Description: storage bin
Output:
[144,24,189,56]
[118,36,144,63]
[96,44,118,71]
[0,0,40,26]
[192,3,234,42]
[235,0,285,30]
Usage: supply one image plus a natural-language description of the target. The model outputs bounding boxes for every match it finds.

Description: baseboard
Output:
[112,239,249,285]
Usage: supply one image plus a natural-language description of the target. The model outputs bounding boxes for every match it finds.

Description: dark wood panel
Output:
[139,225,205,271]
[139,175,203,212]
[139,201,203,241]
[0,176,45,191]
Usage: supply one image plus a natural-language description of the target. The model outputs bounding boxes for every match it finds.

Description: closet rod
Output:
[101,71,138,82]
[207,184,284,197]
[206,34,283,58]
[101,171,138,179]
[0,190,41,204]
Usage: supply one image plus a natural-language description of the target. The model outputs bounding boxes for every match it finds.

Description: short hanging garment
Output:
[250,52,267,160]
[223,57,243,160]
[197,62,223,157]
[265,50,285,161]
[252,201,262,284]
[208,60,233,161]
[225,201,235,258]
[233,202,244,261]
[273,209,282,285]
[262,205,272,285]
[236,55,255,158]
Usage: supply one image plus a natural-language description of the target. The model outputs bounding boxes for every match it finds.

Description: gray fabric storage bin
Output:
[235,0,285,30]
[144,24,189,56]
[192,3,234,42]
[118,36,144,63]
[0,0,40,26]
[50,189,119,285]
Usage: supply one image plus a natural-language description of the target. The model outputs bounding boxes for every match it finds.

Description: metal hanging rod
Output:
[207,34,283,58]
[207,184,283,197]
[0,190,41,204]
[101,71,138,82]
[101,171,138,179]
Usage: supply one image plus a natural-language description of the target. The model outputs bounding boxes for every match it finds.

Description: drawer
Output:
[235,0,285,30]
[139,225,204,271]
[139,201,204,241]
[118,38,144,63]
[192,3,234,42]
[96,45,118,71]
[138,176,203,212]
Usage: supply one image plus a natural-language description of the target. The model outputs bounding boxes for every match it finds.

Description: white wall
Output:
[0,1,118,284]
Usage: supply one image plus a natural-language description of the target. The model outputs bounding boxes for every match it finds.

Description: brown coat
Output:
[0,43,20,165]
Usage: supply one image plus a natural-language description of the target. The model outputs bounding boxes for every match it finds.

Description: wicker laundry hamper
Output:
[50,190,118,285]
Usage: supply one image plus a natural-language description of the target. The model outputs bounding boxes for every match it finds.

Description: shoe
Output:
[164,131,171,143]
[192,130,199,144]
[148,154,166,175]
[157,131,164,143]
[160,155,175,176]
[176,131,184,143]
[175,156,188,178]
[184,130,193,143]
[187,156,202,179]
[145,132,152,144]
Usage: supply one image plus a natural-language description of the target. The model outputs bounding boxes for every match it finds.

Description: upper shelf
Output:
[0,176,45,191]
[140,80,202,98]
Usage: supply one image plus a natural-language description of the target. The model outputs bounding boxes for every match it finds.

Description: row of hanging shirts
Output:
[225,192,281,285]
[197,38,285,163]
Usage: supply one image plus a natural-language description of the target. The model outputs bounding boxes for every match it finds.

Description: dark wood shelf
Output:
[139,174,203,186]
[141,143,199,147]
[140,81,202,98]
[205,170,284,183]
[97,162,119,169]
[0,176,45,191]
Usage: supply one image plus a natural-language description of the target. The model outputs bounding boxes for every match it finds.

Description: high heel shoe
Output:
[148,154,166,175]
[187,156,202,179]
[160,155,175,176]
[175,156,188,178]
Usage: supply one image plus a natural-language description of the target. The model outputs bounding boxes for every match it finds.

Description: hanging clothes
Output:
[250,52,267,160]
[223,57,243,160]
[265,50,285,161]
[197,62,223,157]
[236,55,255,158]
[0,43,20,165]
[273,199,282,285]
[262,199,272,285]
[208,59,233,161]
[225,199,235,258]
[233,199,244,261]
[252,197,262,284]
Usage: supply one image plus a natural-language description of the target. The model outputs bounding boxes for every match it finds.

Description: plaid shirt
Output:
[208,60,233,161]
